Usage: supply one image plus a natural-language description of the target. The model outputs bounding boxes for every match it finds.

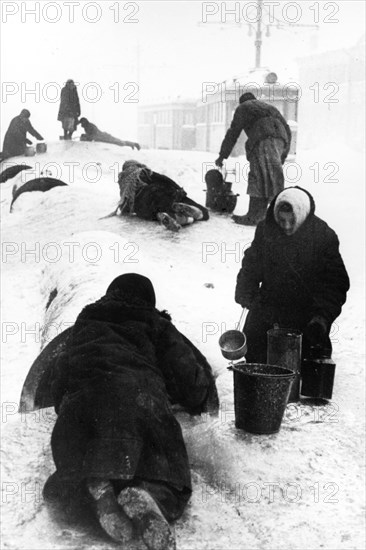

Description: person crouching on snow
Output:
[115,160,209,231]
[44,273,219,550]
[235,186,350,363]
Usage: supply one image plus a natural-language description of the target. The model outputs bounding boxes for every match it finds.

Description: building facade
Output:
[138,69,300,155]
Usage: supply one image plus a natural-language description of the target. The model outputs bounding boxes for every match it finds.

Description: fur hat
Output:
[106,273,156,307]
[274,187,311,233]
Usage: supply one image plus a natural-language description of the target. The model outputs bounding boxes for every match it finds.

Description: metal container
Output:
[230,362,295,434]
[219,329,247,360]
[267,328,302,403]
[36,142,47,154]
[25,146,36,157]
[301,357,336,400]
[219,308,248,361]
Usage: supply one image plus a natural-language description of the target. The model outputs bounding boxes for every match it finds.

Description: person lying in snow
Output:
[235,186,350,362]
[44,273,219,550]
[115,160,209,231]
[78,117,140,150]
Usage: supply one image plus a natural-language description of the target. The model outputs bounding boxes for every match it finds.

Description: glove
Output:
[304,316,328,348]
[215,156,224,168]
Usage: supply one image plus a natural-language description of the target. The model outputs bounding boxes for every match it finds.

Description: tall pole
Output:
[255,0,263,68]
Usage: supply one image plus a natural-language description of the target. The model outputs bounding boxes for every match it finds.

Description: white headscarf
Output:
[274,188,311,233]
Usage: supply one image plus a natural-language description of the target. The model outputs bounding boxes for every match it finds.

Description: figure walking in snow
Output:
[0,110,44,161]
[78,117,140,150]
[235,187,350,363]
[215,93,292,226]
[44,274,219,550]
[113,160,209,231]
[58,79,81,140]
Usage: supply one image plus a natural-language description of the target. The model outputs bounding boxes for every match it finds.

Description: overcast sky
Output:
[1,1,365,140]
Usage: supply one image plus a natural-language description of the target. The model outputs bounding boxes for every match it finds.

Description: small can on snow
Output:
[25,146,36,157]
[36,142,47,154]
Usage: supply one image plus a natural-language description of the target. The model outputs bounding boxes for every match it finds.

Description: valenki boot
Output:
[87,479,134,544]
[156,212,181,232]
[118,486,176,550]
[232,197,268,225]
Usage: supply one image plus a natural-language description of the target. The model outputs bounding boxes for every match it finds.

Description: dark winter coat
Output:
[57,85,81,121]
[80,120,99,139]
[219,99,292,161]
[134,171,209,221]
[50,293,218,492]
[1,116,43,160]
[235,188,350,360]
[236,189,349,323]
[81,120,127,147]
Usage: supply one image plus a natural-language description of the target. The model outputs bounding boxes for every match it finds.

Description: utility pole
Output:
[255,0,263,68]
[198,0,318,70]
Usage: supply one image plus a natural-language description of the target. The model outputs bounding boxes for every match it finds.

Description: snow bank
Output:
[1,141,364,549]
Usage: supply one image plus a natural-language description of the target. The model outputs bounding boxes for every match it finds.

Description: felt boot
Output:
[232,197,268,225]
[172,202,203,220]
[118,486,176,550]
[87,479,134,544]
[157,212,181,232]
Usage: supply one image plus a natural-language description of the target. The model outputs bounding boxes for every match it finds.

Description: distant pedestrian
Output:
[216,93,292,225]
[1,110,44,161]
[58,79,81,140]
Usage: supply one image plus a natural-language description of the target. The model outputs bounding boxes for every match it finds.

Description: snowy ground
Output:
[0,140,365,550]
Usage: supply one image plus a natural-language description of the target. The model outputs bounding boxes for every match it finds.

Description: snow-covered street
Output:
[0,141,364,549]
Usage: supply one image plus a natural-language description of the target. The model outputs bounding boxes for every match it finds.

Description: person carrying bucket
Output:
[234,186,350,364]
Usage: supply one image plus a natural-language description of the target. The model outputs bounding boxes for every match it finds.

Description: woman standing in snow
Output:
[44,274,219,550]
[235,186,350,362]
[57,79,81,140]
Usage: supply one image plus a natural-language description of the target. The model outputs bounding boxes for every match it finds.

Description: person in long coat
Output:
[215,92,292,226]
[235,187,350,362]
[44,274,219,550]
[1,109,43,161]
[78,117,140,150]
[57,79,81,140]
[115,160,209,231]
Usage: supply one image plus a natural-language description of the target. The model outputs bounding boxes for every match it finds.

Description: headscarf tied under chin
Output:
[106,273,156,307]
[274,187,311,234]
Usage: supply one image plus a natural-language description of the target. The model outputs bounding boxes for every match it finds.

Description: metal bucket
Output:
[36,142,47,154]
[219,308,248,361]
[25,146,36,157]
[231,362,295,434]
[267,328,302,403]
